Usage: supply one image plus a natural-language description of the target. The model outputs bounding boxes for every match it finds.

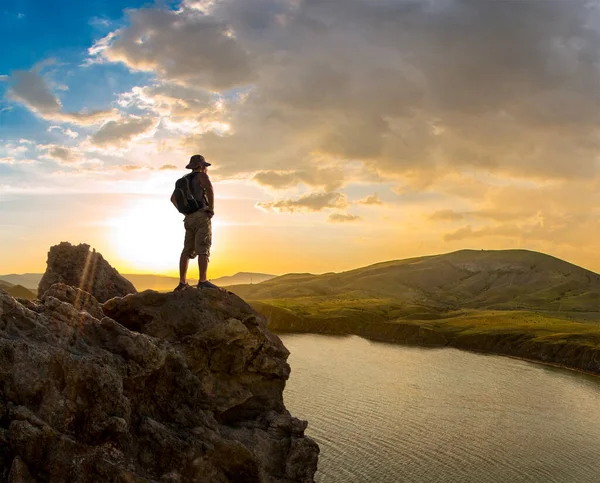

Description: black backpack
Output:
[172,173,206,214]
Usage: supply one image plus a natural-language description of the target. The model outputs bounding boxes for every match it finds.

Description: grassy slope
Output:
[4,285,36,300]
[229,250,600,365]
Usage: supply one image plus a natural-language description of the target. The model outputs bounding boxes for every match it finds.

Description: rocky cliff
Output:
[1,256,319,482]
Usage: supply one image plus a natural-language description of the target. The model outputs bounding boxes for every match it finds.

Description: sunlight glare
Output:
[109,197,183,273]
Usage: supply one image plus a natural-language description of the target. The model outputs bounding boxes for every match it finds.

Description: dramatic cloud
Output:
[94,7,255,89]
[328,213,361,223]
[257,191,348,213]
[173,0,600,184]
[8,70,118,125]
[90,117,156,147]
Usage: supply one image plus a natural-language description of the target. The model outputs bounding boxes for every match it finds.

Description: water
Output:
[280,334,600,483]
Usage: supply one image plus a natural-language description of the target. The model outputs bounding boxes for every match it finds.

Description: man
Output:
[172,154,219,291]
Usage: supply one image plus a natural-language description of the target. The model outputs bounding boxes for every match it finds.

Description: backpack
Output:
[172,173,206,214]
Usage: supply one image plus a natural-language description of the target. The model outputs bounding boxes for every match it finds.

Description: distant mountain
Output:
[121,274,194,292]
[229,249,600,313]
[122,272,275,291]
[0,271,276,294]
[212,272,275,286]
[0,273,41,290]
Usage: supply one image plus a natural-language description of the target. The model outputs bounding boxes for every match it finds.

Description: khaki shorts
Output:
[182,210,212,259]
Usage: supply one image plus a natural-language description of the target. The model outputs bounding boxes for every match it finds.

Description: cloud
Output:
[356,194,383,206]
[8,70,118,125]
[159,164,178,170]
[0,157,16,164]
[439,180,600,247]
[257,191,348,213]
[328,213,361,223]
[253,167,345,190]
[94,7,255,89]
[48,125,79,138]
[40,144,80,164]
[90,117,156,147]
[169,0,600,186]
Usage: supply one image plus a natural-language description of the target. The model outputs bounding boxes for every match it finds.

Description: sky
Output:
[1,0,600,279]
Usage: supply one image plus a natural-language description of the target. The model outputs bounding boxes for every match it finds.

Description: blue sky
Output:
[0,0,152,71]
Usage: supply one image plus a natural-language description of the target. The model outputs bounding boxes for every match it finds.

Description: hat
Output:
[186,154,211,169]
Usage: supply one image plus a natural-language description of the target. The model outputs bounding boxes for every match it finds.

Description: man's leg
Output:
[179,252,190,284]
[198,255,208,283]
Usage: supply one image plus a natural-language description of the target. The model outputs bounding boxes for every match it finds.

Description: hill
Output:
[226,250,600,374]
[5,284,36,300]
[0,280,14,290]
[229,249,600,314]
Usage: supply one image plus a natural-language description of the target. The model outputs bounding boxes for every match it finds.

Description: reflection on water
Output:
[281,334,600,483]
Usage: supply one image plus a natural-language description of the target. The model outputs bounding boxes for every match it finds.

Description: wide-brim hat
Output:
[186,154,211,169]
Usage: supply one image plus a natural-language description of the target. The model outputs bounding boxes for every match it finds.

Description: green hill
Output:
[228,250,600,374]
[229,250,600,313]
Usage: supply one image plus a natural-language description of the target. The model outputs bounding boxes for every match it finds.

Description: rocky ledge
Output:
[0,282,319,482]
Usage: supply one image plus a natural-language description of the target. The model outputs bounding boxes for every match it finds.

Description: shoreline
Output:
[271,325,600,379]
[462,347,600,379]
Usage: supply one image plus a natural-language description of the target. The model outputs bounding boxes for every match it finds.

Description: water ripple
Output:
[282,334,600,483]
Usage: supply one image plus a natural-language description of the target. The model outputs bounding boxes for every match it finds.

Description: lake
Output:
[280,334,600,483]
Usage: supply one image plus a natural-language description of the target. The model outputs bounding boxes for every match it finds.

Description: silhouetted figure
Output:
[171,154,219,290]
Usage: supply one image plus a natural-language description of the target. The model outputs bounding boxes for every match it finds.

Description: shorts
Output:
[182,210,212,259]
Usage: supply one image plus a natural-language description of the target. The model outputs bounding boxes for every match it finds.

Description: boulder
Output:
[0,284,319,482]
[38,242,136,303]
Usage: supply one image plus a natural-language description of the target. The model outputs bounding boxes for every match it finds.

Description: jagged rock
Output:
[0,283,319,482]
[40,282,105,320]
[38,242,137,303]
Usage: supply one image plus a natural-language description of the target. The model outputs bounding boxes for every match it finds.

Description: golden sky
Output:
[1,0,600,278]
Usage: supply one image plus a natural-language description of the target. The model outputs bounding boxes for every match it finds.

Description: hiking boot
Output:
[197,280,219,290]
[174,282,189,292]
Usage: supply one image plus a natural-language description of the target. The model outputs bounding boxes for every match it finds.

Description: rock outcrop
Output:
[38,242,137,303]
[1,281,319,481]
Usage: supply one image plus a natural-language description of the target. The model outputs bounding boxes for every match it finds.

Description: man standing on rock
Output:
[171,154,219,291]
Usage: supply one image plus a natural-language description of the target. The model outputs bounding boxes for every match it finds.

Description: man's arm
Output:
[196,172,214,213]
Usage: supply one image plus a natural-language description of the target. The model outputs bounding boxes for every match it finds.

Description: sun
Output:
[108,197,183,273]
